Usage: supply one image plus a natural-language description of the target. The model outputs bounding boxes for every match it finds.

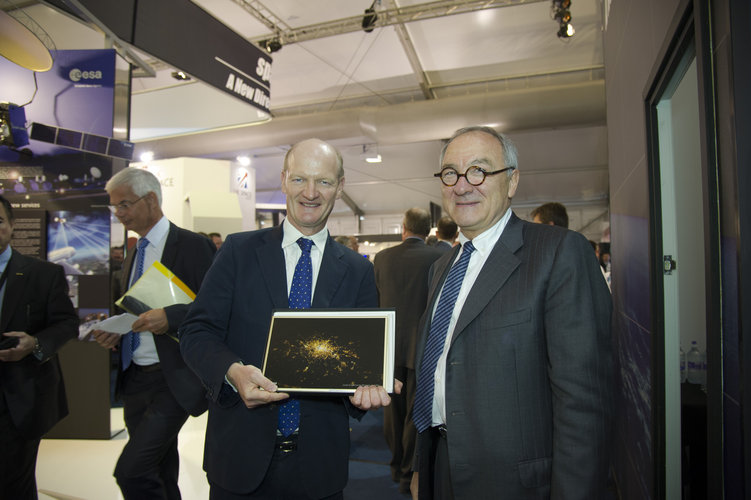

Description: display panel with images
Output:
[47,209,110,275]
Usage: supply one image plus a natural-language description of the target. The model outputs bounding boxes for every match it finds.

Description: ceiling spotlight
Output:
[558,23,575,38]
[554,9,571,24]
[140,151,154,163]
[551,0,575,39]
[171,71,191,81]
[361,144,382,163]
[260,38,282,54]
[236,155,251,167]
[362,0,379,33]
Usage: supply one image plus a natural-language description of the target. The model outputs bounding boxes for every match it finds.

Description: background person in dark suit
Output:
[434,216,458,252]
[179,138,392,499]
[412,126,614,499]
[0,195,78,499]
[93,168,215,499]
[374,207,444,494]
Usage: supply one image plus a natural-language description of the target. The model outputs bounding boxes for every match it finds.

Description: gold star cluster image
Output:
[264,317,385,391]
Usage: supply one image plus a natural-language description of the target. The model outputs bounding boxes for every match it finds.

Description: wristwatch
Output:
[32,337,44,360]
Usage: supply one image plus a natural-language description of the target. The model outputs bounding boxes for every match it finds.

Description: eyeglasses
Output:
[107,194,148,214]
[434,165,515,187]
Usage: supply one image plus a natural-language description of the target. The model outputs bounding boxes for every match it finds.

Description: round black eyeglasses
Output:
[434,166,515,186]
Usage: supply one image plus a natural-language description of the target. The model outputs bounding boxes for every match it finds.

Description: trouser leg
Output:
[115,368,189,500]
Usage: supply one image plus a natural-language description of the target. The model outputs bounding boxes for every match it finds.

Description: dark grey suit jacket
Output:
[434,240,453,252]
[179,225,377,497]
[415,213,614,499]
[114,222,215,416]
[0,251,78,439]
[374,237,444,374]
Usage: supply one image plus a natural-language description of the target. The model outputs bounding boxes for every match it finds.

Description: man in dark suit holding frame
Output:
[179,138,392,499]
[412,126,614,499]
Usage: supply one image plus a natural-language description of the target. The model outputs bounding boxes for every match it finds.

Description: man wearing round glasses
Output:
[412,126,614,499]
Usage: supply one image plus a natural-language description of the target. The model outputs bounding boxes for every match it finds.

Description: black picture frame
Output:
[262,309,395,394]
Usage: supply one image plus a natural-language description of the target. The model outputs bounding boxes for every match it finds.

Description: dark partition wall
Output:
[719,0,751,497]
[606,0,750,497]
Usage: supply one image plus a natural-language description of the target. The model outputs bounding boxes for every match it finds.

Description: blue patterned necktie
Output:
[278,237,314,436]
[122,237,149,370]
[413,241,476,433]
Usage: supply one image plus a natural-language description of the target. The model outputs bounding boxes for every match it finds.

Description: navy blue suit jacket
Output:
[180,225,377,496]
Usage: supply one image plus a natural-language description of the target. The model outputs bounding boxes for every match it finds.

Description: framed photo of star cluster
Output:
[262,309,396,394]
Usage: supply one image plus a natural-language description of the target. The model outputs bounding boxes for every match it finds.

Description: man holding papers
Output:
[92,168,215,500]
[179,139,392,499]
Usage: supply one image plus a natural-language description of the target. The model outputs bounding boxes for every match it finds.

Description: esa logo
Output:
[69,68,103,82]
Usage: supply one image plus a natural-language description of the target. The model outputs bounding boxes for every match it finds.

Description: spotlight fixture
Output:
[551,0,575,38]
[557,23,575,38]
[171,71,191,81]
[554,9,571,24]
[260,38,282,54]
[362,0,379,33]
[361,144,382,163]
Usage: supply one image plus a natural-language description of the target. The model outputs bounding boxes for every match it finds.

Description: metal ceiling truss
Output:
[242,0,549,46]
[384,0,435,100]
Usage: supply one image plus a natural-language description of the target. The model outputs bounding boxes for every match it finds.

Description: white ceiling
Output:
[5,0,609,236]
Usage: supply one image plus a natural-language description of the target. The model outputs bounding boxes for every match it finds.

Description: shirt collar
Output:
[282,218,329,250]
[142,216,170,247]
[457,208,512,255]
[0,245,11,269]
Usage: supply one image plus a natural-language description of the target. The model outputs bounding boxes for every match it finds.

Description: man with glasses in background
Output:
[412,126,614,499]
[93,168,215,499]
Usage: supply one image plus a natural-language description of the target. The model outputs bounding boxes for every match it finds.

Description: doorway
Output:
[644,0,722,497]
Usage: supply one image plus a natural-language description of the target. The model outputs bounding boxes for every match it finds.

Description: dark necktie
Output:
[413,241,476,433]
[122,237,149,370]
[278,237,314,436]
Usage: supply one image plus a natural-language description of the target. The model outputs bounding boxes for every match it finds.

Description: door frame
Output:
[643,0,723,497]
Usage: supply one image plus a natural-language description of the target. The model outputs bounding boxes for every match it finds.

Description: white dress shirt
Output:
[431,208,512,426]
[130,216,169,366]
[281,218,329,301]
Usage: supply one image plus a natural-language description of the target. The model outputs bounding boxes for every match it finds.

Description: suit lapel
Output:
[426,246,458,312]
[161,223,179,270]
[257,226,289,309]
[451,214,523,344]
[312,236,346,308]
[1,251,29,332]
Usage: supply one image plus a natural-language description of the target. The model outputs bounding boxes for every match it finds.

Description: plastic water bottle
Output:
[680,346,687,383]
[700,349,708,390]
[687,341,702,384]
